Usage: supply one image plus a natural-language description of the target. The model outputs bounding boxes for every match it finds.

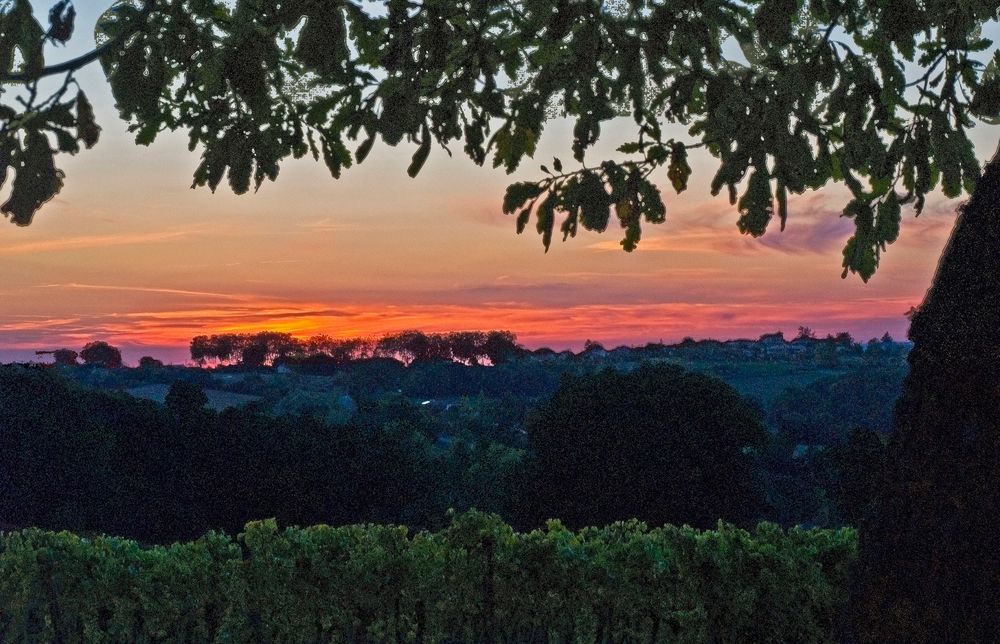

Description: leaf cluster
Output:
[0,0,98,225]
[1,0,999,279]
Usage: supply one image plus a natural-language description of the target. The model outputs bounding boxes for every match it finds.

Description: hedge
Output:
[0,511,856,643]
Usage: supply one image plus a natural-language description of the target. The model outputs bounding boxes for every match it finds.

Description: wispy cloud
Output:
[585,193,858,257]
[0,231,188,255]
[33,283,250,300]
[295,218,361,233]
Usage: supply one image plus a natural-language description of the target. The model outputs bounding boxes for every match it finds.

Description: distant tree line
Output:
[35,341,123,368]
[189,330,521,367]
[33,328,904,372]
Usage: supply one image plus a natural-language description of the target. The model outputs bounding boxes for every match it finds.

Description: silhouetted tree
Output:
[481,330,520,364]
[854,152,1000,643]
[526,363,768,530]
[138,356,163,368]
[795,326,816,341]
[79,341,122,369]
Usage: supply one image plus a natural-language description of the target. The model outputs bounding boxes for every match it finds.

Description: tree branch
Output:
[0,0,157,83]
[0,43,112,83]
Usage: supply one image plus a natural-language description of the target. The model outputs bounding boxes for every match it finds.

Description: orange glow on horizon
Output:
[0,294,921,359]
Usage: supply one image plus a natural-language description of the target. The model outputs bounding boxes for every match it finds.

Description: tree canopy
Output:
[78,340,123,368]
[525,363,769,529]
[1,0,998,280]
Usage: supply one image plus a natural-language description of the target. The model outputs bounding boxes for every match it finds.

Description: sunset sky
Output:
[0,5,996,364]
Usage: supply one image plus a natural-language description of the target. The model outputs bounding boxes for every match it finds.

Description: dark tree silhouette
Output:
[526,364,768,530]
[79,341,122,368]
[852,149,1000,643]
[138,355,163,368]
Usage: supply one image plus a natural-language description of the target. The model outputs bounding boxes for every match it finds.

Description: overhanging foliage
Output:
[0,1,997,279]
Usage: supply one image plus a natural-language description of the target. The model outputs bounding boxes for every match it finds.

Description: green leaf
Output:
[52,128,78,153]
[503,182,544,215]
[875,193,901,246]
[515,207,531,234]
[621,218,641,251]
[8,0,44,78]
[108,41,153,119]
[407,127,432,178]
[321,136,353,179]
[47,1,75,44]
[536,192,555,251]
[1,130,64,226]
[578,171,610,232]
[192,133,231,192]
[617,142,644,154]
[776,179,788,231]
[134,123,158,146]
[75,92,101,149]
[840,200,877,282]
[970,54,1000,119]
[615,198,634,225]
[736,170,773,237]
[355,136,376,163]
[253,133,281,192]
[228,140,253,195]
[493,124,539,174]
[639,178,667,224]
[667,144,691,193]
[223,30,269,114]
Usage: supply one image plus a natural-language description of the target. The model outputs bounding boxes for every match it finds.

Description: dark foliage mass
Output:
[525,364,769,529]
[1,344,897,544]
[79,340,122,369]
[0,366,515,542]
[854,151,1000,643]
[770,366,906,445]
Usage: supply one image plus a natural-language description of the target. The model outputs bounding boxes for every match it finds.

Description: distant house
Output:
[758,331,786,345]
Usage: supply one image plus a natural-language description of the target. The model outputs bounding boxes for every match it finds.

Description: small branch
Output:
[1,42,114,83]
